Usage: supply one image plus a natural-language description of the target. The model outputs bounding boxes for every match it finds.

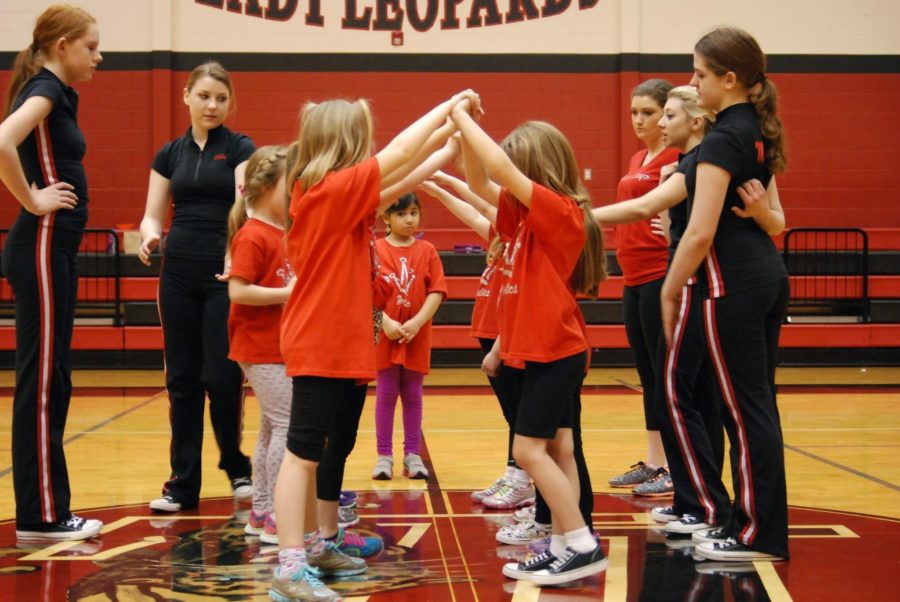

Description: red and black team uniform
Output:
[4,68,89,530]
[615,147,680,432]
[685,103,790,558]
[152,124,255,508]
[655,147,728,527]
[496,183,594,529]
[280,156,380,501]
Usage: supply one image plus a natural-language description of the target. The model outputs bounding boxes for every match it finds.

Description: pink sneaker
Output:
[260,513,278,545]
[244,509,268,536]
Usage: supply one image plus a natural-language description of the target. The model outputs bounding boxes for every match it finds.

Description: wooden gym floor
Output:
[0,366,898,601]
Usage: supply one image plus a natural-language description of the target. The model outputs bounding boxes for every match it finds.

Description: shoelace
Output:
[548,549,575,571]
[714,537,739,549]
[521,551,552,569]
[341,530,368,547]
[64,516,85,529]
[680,513,698,524]
[301,566,327,589]
[480,478,507,496]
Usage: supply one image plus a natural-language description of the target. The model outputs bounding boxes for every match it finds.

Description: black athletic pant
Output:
[704,277,790,558]
[656,284,728,525]
[316,383,367,502]
[4,218,81,526]
[478,337,521,467]
[623,277,664,430]
[158,256,250,506]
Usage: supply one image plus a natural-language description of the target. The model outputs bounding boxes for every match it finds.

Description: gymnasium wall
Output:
[1,0,898,235]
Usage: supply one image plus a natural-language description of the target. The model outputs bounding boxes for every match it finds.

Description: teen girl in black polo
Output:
[138,62,255,512]
[661,27,791,562]
[0,5,103,540]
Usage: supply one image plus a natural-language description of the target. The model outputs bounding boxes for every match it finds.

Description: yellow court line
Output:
[754,562,794,602]
[604,535,628,602]
[442,491,479,601]
[511,580,541,602]
[426,495,457,602]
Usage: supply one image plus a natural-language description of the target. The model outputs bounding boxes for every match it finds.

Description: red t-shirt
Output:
[613,147,680,286]
[375,238,447,374]
[228,218,292,364]
[495,182,587,364]
[280,157,381,379]
[470,226,502,340]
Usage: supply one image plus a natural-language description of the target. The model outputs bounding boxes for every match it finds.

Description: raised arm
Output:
[381,132,458,205]
[459,133,501,206]
[432,169,497,221]
[452,104,533,206]
[0,96,77,215]
[591,173,689,225]
[420,180,492,240]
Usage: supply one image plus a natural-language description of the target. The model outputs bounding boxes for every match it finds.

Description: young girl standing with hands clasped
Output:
[0,4,104,541]
[270,92,478,602]
[452,110,608,584]
[224,146,293,537]
[372,193,447,481]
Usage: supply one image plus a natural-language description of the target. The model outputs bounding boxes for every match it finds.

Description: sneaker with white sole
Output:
[496,519,552,545]
[244,509,268,536]
[307,541,368,576]
[231,476,253,501]
[692,526,730,545]
[472,476,507,502]
[695,537,785,562]
[502,551,557,580]
[403,453,428,479]
[633,467,674,497]
[482,480,535,509]
[530,545,608,585]
[149,495,183,513]
[338,501,359,528]
[260,513,279,545]
[608,461,656,488]
[16,515,103,541]
[269,564,340,602]
[665,514,712,534]
[372,455,394,480]
[513,505,536,523]
[650,506,680,523]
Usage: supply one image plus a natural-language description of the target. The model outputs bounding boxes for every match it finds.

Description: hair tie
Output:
[757,73,767,84]
[29,40,39,53]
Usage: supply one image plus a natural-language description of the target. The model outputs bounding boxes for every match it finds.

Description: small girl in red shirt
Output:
[452,109,608,585]
[225,146,293,537]
[371,193,447,480]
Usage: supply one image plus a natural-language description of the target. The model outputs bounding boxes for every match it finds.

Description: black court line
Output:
[783,443,900,492]
[0,389,167,479]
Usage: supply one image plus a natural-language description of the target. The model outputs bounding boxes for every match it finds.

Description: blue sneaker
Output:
[334,527,383,558]
[269,564,340,602]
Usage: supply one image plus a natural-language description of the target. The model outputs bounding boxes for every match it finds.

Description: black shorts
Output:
[286,376,367,462]
[514,351,587,439]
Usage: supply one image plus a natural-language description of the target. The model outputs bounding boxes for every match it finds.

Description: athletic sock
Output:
[550,534,567,557]
[510,467,529,483]
[565,526,598,553]
[278,547,306,573]
[504,465,516,480]
[304,529,325,555]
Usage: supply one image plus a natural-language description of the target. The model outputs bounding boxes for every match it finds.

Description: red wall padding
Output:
[1,70,899,236]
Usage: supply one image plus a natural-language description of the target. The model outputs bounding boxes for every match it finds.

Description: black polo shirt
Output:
[684,103,786,298]
[151,125,255,260]
[12,68,88,233]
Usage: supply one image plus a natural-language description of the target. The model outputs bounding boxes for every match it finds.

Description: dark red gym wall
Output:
[1,67,899,238]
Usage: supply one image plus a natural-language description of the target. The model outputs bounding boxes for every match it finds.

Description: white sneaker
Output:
[372,455,394,480]
[665,513,712,534]
[231,477,253,501]
[472,476,507,502]
[149,495,182,513]
[495,519,552,545]
[403,453,429,479]
[482,480,535,509]
[513,505,536,523]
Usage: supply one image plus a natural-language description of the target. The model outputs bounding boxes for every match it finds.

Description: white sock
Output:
[565,527,597,553]
[550,534,567,557]
[509,467,529,483]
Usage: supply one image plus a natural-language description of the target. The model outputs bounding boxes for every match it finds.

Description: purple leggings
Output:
[375,365,424,456]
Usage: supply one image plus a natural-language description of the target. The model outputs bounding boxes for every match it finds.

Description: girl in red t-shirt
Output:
[452,108,608,585]
[604,79,680,495]
[270,91,481,601]
[371,193,447,481]
[225,146,294,538]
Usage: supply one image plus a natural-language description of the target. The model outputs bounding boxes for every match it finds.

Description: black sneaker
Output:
[692,526,729,545]
[695,537,785,562]
[231,476,253,501]
[501,551,557,580]
[531,546,608,585]
[16,515,103,541]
